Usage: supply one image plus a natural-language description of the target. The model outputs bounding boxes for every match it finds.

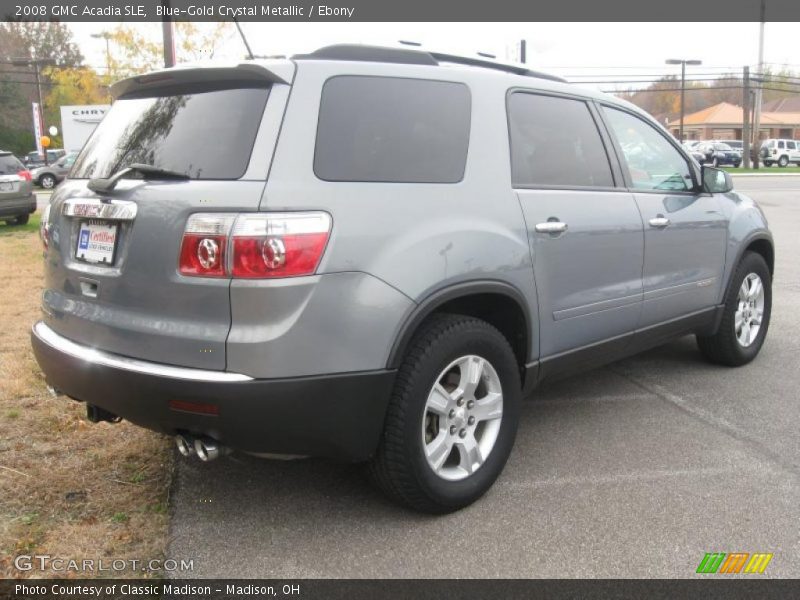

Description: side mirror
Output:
[702,166,733,194]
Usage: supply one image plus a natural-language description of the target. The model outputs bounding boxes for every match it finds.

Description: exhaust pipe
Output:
[175,434,195,457]
[194,437,229,462]
[86,404,121,423]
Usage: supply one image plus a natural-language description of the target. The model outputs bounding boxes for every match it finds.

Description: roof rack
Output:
[292,44,567,83]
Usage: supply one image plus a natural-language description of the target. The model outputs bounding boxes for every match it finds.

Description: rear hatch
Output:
[41,62,292,370]
[0,153,32,204]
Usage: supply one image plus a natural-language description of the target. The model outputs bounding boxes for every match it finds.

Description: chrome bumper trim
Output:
[32,321,252,382]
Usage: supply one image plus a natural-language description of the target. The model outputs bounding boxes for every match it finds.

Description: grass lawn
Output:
[725,166,800,174]
[0,210,173,578]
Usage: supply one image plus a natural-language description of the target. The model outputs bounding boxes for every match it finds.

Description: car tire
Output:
[14,214,29,225]
[368,313,522,514]
[778,156,789,168]
[39,174,56,189]
[734,161,741,168]
[697,251,771,367]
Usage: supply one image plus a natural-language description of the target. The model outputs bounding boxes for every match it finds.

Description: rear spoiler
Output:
[110,61,295,100]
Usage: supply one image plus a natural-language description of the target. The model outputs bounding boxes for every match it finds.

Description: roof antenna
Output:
[398,40,422,47]
[477,52,496,59]
[233,17,255,59]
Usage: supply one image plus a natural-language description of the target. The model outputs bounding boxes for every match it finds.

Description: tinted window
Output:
[778,141,785,149]
[314,76,470,183]
[787,141,796,150]
[602,106,692,192]
[71,84,270,180]
[0,155,23,175]
[507,93,613,188]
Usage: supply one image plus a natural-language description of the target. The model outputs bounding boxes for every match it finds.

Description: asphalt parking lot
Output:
[169,176,799,578]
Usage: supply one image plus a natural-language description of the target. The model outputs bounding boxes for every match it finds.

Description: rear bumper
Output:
[0,193,36,217]
[31,321,395,461]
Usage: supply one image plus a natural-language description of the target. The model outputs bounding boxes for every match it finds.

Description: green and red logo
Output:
[696,552,773,574]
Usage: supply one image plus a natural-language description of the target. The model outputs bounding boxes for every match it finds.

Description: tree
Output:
[104,23,233,80]
[0,22,83,153]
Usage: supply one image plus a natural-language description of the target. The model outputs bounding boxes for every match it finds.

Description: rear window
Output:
[0,154,23,175]
[71,83,270,180]
[314,76,471,183]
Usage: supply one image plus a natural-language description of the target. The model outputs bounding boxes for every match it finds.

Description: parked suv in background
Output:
[31,152,78,189]
[760,138,800,167]
[697,141,742,167]
[23,149,66,169]
[0,151,35,225]
[32,45,775,513]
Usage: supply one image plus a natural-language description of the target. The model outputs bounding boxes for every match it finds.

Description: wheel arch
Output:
[386,281,533,374]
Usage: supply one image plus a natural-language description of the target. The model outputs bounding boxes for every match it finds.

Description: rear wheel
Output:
[778,155,789,168]
[14,214,29,225]
[369,313,521,513]
[764,160,773,167]
[697,252,771,366]
[39,174,56,189]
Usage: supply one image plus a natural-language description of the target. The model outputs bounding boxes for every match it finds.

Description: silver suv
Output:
[31,45,774,513]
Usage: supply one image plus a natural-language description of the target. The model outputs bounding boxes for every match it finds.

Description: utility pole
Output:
[519,39,526,64]
[752,0,766,169]
[666,58,702,144]
[161,0,176,68]
[742,66,751,169]
[12,56,55,164]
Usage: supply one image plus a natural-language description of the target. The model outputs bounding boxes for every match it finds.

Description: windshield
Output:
[0,155,23,175]
[71,83,270,180]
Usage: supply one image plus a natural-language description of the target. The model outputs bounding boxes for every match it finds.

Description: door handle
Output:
[648,216,671,228]
[535,221,568,234]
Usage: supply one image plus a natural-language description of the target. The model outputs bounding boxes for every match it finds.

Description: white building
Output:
[60,105,110,152]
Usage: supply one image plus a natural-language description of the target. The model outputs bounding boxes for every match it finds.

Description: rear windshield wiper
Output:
[88,163,189,193]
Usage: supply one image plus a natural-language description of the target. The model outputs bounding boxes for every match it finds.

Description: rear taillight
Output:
[18,170,32,182]
[178,212,331,279]
[230,213,331,278]
[178,214,235,277]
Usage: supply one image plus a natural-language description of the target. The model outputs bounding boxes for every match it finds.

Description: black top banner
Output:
[3,0,800,22]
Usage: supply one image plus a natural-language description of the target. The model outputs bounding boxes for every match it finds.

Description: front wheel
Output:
[369,314,521,513]
[697,251,771,366]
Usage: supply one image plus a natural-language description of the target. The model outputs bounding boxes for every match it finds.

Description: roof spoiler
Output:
[110,62,295,100]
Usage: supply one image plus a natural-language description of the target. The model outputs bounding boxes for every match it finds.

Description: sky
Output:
[67,21,800,92]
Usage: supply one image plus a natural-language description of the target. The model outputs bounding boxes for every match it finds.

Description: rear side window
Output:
[507,92,614,188]
[787,141,796,150]
[71,83,270,180]
[0,154,23,175]
[314,76,471,183]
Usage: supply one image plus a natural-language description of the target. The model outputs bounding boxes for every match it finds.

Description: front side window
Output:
[314,76,471,183]
[602,106,693,192]
[507,92,613,188]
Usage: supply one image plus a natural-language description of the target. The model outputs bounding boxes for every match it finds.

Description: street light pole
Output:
[666,58,702,144]
[91,32,112,74]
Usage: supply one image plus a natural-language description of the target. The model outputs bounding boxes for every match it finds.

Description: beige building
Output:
[669,102,800,141]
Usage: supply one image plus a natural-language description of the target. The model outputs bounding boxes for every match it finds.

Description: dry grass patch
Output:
[0,212,173,578]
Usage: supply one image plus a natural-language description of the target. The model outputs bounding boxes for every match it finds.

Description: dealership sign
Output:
[60,104,110,152]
